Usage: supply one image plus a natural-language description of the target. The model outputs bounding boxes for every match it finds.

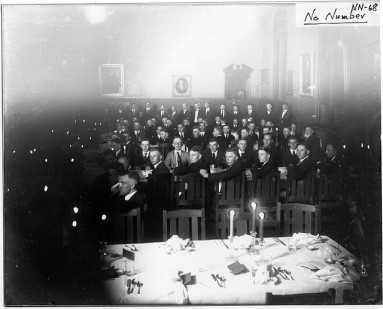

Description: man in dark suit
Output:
[148,147,170,175]
[262,103,277,124]
[279,135,299,167]
[186,126,204,150]
[115,104,128,121]
[191,102,204,125]
[304,126,320,162]
[212,126,226,151]
[142,101,155,122]
[216,103,232,125]
[169,106,180,125]
[202,138,226,168]
[287,144,315,180]
[111,171,144,214]
[156,104,169,124]
[237,138,252,168]
[110,138,125,160]
[174,123,190,141]
[199,122,210,150]
[203,101,215,126]
[127,103,138,121]
[200,148,244,182]
[317,143,343,175]
[130,121,146,144]
[180,103,191,122]
[222,125,235,150]
[246,104,259,127]
[245,147,274,180]
[279,103,293,129]
[133,138,151,170]
[121,133,138,163]
[252,133,277,169]
[232,104,242,121]
[143,119,156,142]
[174,146,206,175]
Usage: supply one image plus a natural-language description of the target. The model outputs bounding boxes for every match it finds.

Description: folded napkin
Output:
[253,262,277,285]
[163,235,195,254]
[293,233,324,245]
[310,265,359,284]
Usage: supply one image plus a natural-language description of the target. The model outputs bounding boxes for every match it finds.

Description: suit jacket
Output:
[279,109,293,127]
[231,110,243,121]
[130,130,146,144]
[222,134,235,150]
[164,150,190,170]
[203,108,215,126]
[280,148,299,167]
[127,108,139,120]
[216,110,232,124]
[121,141,138,162]
[245,110,259,126]
[238,150,252,168]
[190,108,204,124]
[251,146,278,169]
[249,159,274,179]
[198,132,210,150]
[214,135,226,151]
[133,152,151,169]
[287,156,315,180]
[180,109,191,121]
[318,156,343,175]
[151,161,171,175]
[262,109,277,124]
[142,108,155,122]
[186,136,204,150]
[202,148,226,168]
[174,159,205,176]
[304,134,320,160]
[111,191,144,214]
[170,111,180,125]
[207,161,244,182]
[156,110,169,123]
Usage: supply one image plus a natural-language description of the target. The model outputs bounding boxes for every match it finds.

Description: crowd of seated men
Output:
[93,100,343,242]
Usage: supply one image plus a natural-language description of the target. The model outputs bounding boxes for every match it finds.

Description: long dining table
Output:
[101,235,358,305]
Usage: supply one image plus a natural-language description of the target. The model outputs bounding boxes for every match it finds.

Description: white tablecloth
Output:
[102,236,356,305]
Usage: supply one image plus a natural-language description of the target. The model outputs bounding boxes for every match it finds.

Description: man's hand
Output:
[200,169,208,178]
[245,169,253,181]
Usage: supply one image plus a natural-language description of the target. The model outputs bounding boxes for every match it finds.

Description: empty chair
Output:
[247,171,281,234]
[266,288,336,305]
[111,208,142,244]
[317,173,344,234]
[281,203,320,236]
[217,209,252,239]
[286,170,316,204]
[172,173,206,209]
[163,209,206,241]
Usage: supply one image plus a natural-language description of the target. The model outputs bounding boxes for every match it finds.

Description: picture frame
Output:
[300,52,314,96]
[99,64,124,96]
[173,75,191,97]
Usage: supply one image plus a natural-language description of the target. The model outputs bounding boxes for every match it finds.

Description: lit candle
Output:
[343,145,346,149]
[229,210,235,241]
[44,185,48,192]
[251,202,257,233]
[259,212,264,243]
[367,145,370,149]
[72,221,77,227]
[45,159,48,162]
[73,207,79,214]
[71,158,74,162]
[361,143,364,148]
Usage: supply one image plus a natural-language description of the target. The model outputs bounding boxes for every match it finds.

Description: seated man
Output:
[111,171,144,214]
[287,144,315,180]
[186,126,204,150]
[237,138,252,168]
[117,155,131,172]
[164,136,189,171]
[317,142,343,175]
[200,148,244,182]
[279,135,300,167]
[174,146,205,176]
[148,147,170,175]
[245,148,274,181]
[133,138,151,170]
[202,138,226,169]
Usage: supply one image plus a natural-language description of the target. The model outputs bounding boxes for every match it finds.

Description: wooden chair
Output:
[247,171,281,234]
[286,171,316,204]
[217,209,252,239]
[281,203,320,236]
[162,209,206,241]
[215,172,246,238]
[172,173,206,209]
[266,288,336,305]
[147,173,174,211]
[111,208,142,244]
[317,173,344,233]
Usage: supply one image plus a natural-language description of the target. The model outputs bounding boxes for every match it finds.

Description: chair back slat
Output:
[281,203,319,236]
[174,173,206,209]
[112,208,141,244]
[163,209,205,241]
[215,172,245,209]
[318,174,339,203]
[287,171,316,204]
[149,173,174,210]
[217,209,252,238]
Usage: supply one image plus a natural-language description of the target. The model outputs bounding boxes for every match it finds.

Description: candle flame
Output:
[73,207,79,214]
[230,210,235,216]
[251,202,256,210]
[72,221,77,227]
[259,212,265,219]
[44,186,48,192]
[101,214,107,221]
[71,158,74,162]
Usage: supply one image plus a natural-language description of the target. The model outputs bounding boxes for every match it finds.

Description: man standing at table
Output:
[287,144,315,180]
[164,137,189,171]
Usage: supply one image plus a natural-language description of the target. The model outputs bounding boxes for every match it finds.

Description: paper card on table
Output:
[227,261,247,275]
[180,272,192,285]
[123,248,135,261]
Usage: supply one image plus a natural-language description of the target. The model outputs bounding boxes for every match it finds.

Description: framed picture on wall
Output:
[300,52,314,96]
[99,64,124,96]
[173,75,191,97]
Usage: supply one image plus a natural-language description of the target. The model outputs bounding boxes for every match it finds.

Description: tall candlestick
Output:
[259,212,264,243]
[229,210,235,241]
[251,202,257,233]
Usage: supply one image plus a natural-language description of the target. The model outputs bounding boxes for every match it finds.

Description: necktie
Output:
[241,152,245,158]
[201,132,204,137]
[144,152,147,158]
[132,109,135,114]
[293,151,296,156]
[177,152,181,167]
[210,153,216,165]
[221,111,224,118]
[225,134,228,139]
[161,111,163,117]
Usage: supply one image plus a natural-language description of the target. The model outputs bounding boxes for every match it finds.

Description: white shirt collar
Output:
[124,190,137,201]
[154,161,162,169]
[300,156,308,162]
[331,156,336,162]
[262,158,269,166]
